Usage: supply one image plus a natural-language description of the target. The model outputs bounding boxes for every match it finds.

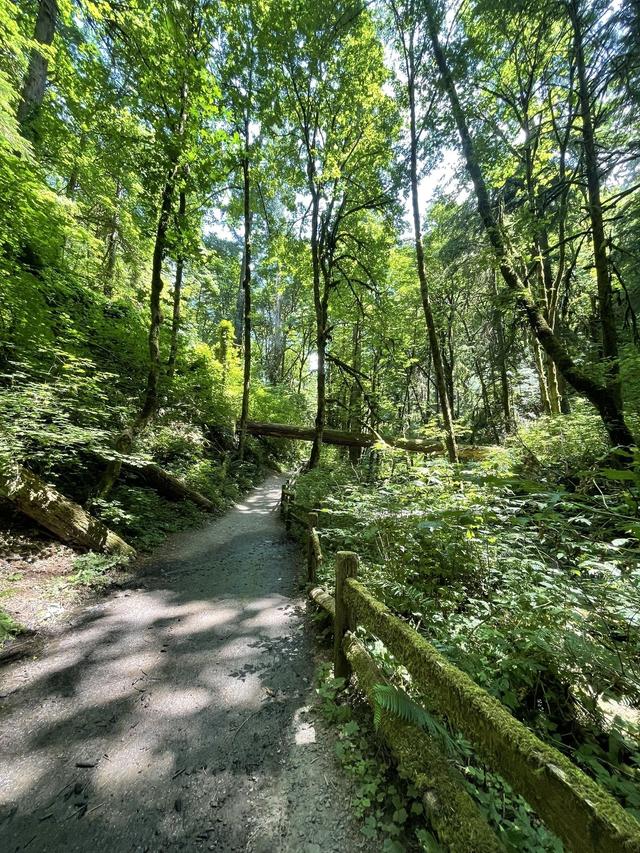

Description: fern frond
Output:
[372,684,457,757]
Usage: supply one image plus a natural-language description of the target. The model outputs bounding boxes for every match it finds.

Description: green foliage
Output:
[0,607,22,646]
[294,442,640,821]
[93,487,206,551]
[510,407,610,476]
[316,663,437,850]
[65,552,127,589]
[372,684,456,757]
[250,384,309,428]
[0,351,122,472]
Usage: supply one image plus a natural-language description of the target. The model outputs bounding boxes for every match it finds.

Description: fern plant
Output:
[372,684,457,757]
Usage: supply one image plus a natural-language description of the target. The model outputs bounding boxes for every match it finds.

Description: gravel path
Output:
[0,475,374,852]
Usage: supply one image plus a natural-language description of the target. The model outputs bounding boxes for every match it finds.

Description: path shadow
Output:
[0,477,326,852]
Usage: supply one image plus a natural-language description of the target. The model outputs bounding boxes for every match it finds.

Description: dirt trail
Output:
[0,475,373,852]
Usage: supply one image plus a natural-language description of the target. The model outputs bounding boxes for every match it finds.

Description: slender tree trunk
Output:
[407,62,458,461]
[238,142,252,460]
[308,187,325,469]
[569,1,622,408]
[546,359,561,414]
[168,187,187,378]
[97,174,175,497]
[234,259,245,345]
[532,334,552,414]
[348,319,363,465]
[97,73,190,497]
[18,0,58,137]
[167,260,184,375]
[492,273,513,432]
[402,35,458,462]
[309,310,328,470]
[424,4,634,449]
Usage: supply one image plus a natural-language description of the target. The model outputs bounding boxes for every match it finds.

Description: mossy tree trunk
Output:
[424,4,634,450]
[0,463,135,557]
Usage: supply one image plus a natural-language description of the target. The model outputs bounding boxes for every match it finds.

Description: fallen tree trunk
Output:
[310,585,335,618]
[246,421,491,459]
[0,463,135,557]
[123,461,215,512]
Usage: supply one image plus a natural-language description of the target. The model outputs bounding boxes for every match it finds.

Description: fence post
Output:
[280,485,287,520]
[334,551,359,681]
[307,511,318,583]
[285,490,293,533]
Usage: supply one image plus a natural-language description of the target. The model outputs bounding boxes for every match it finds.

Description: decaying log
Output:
[123,461,215,511]
[0,463,135,557]
[246,421,491,459]
[310,585,335,618]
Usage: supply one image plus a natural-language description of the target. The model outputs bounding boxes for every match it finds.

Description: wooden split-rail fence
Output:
[280,481,640,853]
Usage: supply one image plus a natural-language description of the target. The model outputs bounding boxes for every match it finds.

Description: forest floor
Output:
[0,474,375,852]
[0,515,130,645]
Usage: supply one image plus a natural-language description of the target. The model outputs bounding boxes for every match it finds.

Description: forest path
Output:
[1,474,373,853]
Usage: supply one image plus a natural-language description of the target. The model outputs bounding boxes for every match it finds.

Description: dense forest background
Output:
[1,0,640,849]
[3,0,639,487]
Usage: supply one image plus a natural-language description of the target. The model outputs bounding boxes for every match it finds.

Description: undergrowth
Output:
[0,607,22,646]
[316,662,435,852]
[90,422,271,551]
[294,413,640,834]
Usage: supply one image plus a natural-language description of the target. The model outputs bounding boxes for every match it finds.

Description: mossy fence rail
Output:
[280,481,640,853]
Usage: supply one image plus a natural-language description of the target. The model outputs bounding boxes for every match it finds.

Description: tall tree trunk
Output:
[545,359,561,414]
[308,187,326,469]
[405,38,458,463]
[492,273,513,432]
[238,142,252,460]
[532,334,552,414]
[167,187,187,378]
[18,0,58,138]
[348,319,363,465]
[569,1,622,408]
[234,258,245,345]
[97,73,189,497]
[309,312,328,470]
[424,4,634,449]
[97,174,175,497]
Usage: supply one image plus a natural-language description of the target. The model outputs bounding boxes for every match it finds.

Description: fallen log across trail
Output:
[246,421,492,459]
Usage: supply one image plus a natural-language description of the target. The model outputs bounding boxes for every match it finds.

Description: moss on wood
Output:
[344,633,505,853]
[124,461,215,510]
[0,462,136,558]
[344,578,640,853]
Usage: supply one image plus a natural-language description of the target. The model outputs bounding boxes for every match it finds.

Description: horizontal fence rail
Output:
[280,482,640,853]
